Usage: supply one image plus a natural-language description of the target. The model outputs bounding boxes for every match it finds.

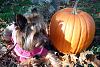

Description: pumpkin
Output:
[49,8,95,54]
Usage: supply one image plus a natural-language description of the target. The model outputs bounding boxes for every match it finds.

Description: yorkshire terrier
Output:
[2,8,62,66]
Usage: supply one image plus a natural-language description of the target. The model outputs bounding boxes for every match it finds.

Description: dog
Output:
[14,8,50,62]
[2,8,62,67]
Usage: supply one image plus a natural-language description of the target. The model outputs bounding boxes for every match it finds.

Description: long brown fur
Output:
[15,8,48,51]
[15,29,24,48]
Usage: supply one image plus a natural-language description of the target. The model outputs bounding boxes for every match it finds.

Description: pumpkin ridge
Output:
[64,14,75,53]
[80,14,88,51]
[62,14,72,53]
[82,13,95,49]
[68,15,76,53]
[70,15,75,50]
[74,14,82,53]
[75,14,87,53]
[78,15,88,52]
[64,15,73,42]
[71,15,81,53]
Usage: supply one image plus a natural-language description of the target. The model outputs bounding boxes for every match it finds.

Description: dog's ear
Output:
[31,8,38,13]
[27,8,39,23]
[31,8,39,17]
[15,14,27,31]
[16,14,27,25]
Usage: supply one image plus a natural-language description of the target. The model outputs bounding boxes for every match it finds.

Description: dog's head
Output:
[14,8,48,51]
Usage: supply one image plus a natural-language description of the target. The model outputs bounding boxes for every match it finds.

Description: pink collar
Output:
[14,44,48,61]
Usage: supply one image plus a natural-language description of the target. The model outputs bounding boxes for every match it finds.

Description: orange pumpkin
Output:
[49,8,95,54]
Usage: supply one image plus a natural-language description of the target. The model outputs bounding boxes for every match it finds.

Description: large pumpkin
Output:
[49,8,95,54]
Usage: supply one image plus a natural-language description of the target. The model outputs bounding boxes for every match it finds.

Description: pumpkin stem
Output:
[72,0,79,15]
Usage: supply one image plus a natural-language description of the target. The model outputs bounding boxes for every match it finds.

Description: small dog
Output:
[2,8,62,67]
[3,8,48,60]
[14,8,50,61]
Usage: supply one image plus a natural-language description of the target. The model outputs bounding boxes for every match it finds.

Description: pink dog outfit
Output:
[14,43,48,62]
[5,24,48,62]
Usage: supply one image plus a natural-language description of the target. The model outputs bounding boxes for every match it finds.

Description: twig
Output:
[0,45,15,60]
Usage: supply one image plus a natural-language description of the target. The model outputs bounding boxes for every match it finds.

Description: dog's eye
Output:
[31,25,35,30]
[30,26,36,30]
[14,23,18,26]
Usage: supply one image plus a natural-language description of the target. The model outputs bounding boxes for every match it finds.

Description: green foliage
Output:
[0,0,32,23]
[78,0,100,21]
[88,64,94,67]
[0,12,14,22]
